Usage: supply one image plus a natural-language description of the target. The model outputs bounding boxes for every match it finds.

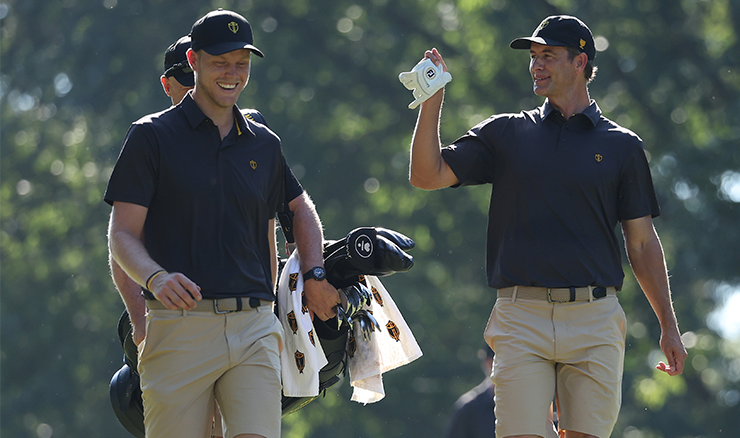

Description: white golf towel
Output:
[347,274,423,403]
[277,251,422,403]
[277,251,328,398]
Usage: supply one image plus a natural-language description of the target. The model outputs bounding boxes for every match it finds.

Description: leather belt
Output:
[147,297,270,313]
[497,286,616,303]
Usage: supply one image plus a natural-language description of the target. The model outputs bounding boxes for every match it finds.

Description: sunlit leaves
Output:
[634,369,687,410]
[701,0,736,58]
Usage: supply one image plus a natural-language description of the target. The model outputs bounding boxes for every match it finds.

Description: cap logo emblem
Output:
[250,160,257,169]
[228,21,239,34]
[595,153,603,162]
[538,20,549,31]
[580,39,586,49]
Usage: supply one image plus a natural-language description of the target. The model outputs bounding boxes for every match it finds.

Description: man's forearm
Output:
[627,235,678,328]
[110,254,147,344]
[111,255,147,313]
[108,203,163,288]
[409,91,446,189]
[290,193,325,270]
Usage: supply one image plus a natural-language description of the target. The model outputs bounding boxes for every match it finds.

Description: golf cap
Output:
[190,9,264,58]
[163,35,194,87]
[510,15,595,61]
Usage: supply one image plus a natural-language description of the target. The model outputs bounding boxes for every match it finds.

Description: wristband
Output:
[146,269,167,291]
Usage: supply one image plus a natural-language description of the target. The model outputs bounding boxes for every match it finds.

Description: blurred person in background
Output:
[443,345,496,438]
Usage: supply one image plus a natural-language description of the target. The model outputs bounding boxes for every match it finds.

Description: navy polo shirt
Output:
[105,94,302,300]
[442,100,659,290]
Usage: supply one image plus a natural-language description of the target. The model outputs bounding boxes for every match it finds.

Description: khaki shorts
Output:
[138,304,283,438]
[484,294,626,438]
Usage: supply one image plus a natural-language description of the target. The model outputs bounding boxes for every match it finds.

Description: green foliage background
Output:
[2,0,740,437]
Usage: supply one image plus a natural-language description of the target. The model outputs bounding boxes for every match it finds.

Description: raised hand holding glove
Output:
[398,57,452,109]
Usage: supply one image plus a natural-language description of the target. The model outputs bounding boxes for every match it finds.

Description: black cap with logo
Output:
[163,35,194,87]
[510,15,595,61]
[190,9,264,58]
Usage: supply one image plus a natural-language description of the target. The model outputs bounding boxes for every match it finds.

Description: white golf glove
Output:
[398,58,452,109]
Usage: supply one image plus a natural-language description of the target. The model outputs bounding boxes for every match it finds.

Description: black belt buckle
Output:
[248,297,262,309]
[592,287,607,300]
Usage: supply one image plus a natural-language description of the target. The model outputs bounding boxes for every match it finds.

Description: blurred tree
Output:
[1,0,738,437]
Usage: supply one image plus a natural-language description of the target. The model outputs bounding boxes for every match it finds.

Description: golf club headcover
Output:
[398,58,452,109]
[324,227,415,289]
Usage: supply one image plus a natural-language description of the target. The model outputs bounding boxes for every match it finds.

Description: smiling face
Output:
[189,48,251,112]
[528,42,585,100]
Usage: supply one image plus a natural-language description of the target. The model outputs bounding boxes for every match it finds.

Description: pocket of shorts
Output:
[273,313,285,353]
[483,305,497,352]
[615,298,627,340]
[137,309,181,362]
[137,313,152,363]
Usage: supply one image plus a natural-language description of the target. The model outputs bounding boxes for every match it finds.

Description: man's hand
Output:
[398,48,451,109]
[303,278,340,321]
[655,327,688,376]
[149,272,202,310]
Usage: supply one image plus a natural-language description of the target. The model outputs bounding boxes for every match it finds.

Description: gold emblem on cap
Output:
[580,39,586,49]
[228,21,239,34]
[538,20,549,30]
[250,160,257,169]
[595,153,603,162]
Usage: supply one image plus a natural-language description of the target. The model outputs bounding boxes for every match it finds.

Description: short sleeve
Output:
[442,126,496,187]
[104,124,158,207]
[617,143,660,220]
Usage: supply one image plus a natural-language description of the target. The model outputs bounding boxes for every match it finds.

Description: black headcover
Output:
[109,362,145,438]
[110,311,145,438]
[323,227,415,289]
[117,310,138,369]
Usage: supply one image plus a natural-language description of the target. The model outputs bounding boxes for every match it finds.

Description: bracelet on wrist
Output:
[146,269,167,291]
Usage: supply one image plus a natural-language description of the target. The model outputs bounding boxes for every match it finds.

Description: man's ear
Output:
[574,52,587,72]
[160,76,170,97]
[186,48,197,72]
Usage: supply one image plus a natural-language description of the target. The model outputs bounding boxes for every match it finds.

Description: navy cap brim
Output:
[202,41,264,57]
[510,36,572,50]
[172,73,195,87]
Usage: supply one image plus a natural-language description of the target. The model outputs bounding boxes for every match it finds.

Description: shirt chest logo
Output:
[250,160,257,170]
[595,153,603,163]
